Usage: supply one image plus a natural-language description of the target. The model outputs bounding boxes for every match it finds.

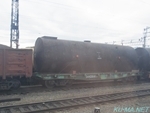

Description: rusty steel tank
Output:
[34,36,138,74]
[135,48,150,72]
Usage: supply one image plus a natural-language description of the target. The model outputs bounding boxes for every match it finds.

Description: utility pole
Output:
[10,0,19,49]
[143,27,150,48]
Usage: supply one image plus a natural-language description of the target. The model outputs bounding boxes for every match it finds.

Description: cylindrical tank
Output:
[135,48,150,71]
[34,36,138,74]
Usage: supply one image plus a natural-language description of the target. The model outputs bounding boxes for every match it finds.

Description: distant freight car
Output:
[135,48,150,79]
[34,36,139,87]
[0,49,32,90]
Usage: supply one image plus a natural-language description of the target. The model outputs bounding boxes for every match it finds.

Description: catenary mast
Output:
[10,0,19,48]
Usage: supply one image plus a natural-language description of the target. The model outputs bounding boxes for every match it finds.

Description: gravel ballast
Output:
[0,82,150,107]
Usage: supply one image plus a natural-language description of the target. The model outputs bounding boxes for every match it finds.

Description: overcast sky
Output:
[1,0,150,48]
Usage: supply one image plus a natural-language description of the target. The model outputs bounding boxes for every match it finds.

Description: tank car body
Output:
[34,36,138,73]
[135,48,150,79]
[34,36,139,87]
[135,48,150,71]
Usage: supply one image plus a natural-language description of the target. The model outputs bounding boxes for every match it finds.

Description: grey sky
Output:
[0,0,150,48]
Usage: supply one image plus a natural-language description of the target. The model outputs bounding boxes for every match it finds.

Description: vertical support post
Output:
[121,40,124,46]
[143,28,147,48]
[10,0,19,49]
[143,27,150,48]
[94,107,100,113]
[2,49,6,79]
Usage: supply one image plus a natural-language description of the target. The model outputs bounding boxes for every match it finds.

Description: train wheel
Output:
[54,80,68,86]
[127,77,136,82]
[44,80,55,89]
[68,80,73,86]
[12,79,21,89]
[129,77,136,82]
[133,76,137,81]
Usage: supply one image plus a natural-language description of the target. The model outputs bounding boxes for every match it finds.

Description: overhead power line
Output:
[105,27,150,48]
[106,37,144,47]
[142,26,150,48]
[21,0,150,25]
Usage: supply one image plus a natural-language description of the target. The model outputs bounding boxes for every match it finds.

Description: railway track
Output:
[0,81,148,96]
[0,88,150,113]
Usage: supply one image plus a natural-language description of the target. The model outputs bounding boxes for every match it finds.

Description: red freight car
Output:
[0,49,32,90]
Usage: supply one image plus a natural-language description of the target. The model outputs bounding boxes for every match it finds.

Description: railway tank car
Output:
[34,36,139,88]
[135,48,150,79]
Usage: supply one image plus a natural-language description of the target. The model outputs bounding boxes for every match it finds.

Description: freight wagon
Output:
[0,49,32,90]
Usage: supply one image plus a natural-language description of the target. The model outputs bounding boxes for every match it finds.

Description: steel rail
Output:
[0,98,21,103]
[0,81,148,96]
[0,89,150,113]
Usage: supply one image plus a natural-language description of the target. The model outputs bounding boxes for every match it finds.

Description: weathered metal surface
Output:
[34,36,138,74]
[35,72,138,81]
[135,48,150,71]
[0,49,32,79]
[25,46,34,68]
